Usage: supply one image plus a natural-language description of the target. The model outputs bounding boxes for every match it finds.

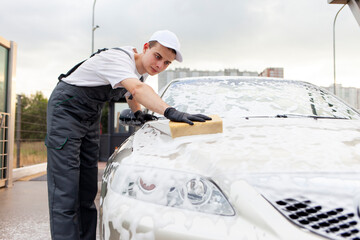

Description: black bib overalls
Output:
[46,80,126,240]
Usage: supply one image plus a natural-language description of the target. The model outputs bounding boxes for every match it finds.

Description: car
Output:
[99,76,360,240]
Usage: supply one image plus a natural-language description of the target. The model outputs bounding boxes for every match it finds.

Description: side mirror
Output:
[119,109,142,126]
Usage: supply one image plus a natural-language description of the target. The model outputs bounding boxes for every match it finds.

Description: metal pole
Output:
[16,95,21,168]
[92,0,99,54]
[108,102,113,159]
[333,3,347,95]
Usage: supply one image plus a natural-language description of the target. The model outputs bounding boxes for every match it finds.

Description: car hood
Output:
[124,118,360,175]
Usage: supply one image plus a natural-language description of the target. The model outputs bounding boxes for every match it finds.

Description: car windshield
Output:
[159,77,360,120]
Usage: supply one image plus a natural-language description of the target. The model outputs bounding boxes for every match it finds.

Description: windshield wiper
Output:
[275,114,349,120]
[244,114,349,120]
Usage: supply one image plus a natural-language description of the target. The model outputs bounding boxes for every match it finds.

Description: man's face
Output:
[142,42,176,76]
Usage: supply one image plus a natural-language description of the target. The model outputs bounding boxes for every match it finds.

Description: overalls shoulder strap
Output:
[112,47,132,59]
[112,48,144,82]
[58,48,109,81]
[58,47,134,81]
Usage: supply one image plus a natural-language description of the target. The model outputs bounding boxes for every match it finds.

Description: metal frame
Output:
[0,36,17,188]
[0,113,10,187]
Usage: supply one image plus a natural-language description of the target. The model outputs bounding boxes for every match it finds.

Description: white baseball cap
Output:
[149,30,183,62]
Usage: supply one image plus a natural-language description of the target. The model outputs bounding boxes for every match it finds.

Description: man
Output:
[45,30,211,240]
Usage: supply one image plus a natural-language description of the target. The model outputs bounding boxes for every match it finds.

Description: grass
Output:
[13,141,47,168]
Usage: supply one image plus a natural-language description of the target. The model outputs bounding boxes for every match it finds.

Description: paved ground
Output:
[0,162,106,240]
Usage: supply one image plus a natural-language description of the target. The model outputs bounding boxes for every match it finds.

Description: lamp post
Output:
[92,0,99,54]
[332,3,347,95]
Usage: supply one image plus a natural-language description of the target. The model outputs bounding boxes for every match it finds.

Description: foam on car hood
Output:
[103,117,360,240]
[125,117,360,175]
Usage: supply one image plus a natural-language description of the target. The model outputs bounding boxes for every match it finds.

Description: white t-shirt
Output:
[62,46,148,88]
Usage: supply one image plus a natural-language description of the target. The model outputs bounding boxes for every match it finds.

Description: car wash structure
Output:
[99,101,138,161]
[0,36,17,188]
[329,0,360,26]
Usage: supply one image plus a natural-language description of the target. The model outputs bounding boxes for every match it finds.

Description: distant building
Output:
[158,68,258,92]
[322,84,360,110]
[259,67,284,78]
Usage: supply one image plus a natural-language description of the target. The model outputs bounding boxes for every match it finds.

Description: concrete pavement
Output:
[0,162,106,240]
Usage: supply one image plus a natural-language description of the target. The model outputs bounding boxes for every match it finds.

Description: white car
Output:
[100,77,360,240]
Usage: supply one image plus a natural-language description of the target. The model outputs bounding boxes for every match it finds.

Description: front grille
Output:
[272,197,360,240]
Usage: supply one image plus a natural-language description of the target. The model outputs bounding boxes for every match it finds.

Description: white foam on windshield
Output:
[160,78,360,120]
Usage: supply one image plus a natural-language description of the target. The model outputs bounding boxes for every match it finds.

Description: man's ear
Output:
[143,42,150,53]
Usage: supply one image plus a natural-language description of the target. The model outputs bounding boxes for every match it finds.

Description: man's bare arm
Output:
[125,94,142,113]
[121,78,169,115]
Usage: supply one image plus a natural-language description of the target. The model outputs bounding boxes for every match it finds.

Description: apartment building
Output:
[322,84,360,110]
[259,67,284,78]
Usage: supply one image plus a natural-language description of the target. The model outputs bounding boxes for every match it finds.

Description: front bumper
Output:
[100,180,325,240]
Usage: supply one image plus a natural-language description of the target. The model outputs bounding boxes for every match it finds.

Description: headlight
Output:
[109,164,235,216]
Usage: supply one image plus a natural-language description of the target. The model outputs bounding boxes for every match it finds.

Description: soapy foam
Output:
[101,78,360,239]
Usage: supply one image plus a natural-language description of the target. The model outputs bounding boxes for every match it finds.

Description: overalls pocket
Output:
[45,134,68,150]
[55,96,75,107]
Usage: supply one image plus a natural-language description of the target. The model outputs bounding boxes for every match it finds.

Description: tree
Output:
[16,91,109,139]
[17,92,48,141]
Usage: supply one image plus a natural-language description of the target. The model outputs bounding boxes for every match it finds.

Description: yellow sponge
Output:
[169,115,223,138]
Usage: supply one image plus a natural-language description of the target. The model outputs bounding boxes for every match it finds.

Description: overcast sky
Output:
[1,0,360,98]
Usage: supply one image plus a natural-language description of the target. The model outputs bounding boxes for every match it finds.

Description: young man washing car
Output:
[46,30,211,240]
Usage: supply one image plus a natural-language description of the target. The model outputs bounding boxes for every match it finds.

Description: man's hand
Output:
[134,110,158,124]
[164,107,212,125]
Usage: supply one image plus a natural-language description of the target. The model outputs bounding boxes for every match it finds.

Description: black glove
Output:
[164,107,212,125]
[134,110,158,124]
